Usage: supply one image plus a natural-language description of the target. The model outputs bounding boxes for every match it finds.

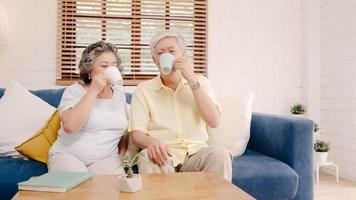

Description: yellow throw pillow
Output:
[15,110,61,163]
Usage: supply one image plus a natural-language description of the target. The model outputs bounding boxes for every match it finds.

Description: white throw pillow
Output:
[0,81,55,157]
[208,94,254,157]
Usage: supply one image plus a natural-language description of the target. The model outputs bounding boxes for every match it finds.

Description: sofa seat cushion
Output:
[232,149,298,200]
[0,157,47,200]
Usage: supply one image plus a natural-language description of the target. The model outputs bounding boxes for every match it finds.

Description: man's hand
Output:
[131,130,173,167]
[147,140,172,167]
[118,132,129,159]
[173,56,196,83]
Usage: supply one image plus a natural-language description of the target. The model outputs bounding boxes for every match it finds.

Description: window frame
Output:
[56,0,207,86]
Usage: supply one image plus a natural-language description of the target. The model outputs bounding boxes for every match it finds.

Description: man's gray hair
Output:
[149,30,186,56]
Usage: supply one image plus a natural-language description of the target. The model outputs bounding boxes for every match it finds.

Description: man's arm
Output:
[189,80,220,128]
[174,56,220,128]
[129,88,172,167]
[131,130,172,167]
[118,132,129,158]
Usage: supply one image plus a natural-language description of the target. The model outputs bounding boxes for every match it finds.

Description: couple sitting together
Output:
[48,30,232,181]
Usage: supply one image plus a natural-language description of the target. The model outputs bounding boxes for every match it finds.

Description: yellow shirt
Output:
[129,75,220,167]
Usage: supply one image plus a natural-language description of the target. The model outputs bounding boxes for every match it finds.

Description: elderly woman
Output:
[48,41,128,175]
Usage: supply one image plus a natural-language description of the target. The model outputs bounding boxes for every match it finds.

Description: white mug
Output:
[104,66,123,86]
[159,53,175,75]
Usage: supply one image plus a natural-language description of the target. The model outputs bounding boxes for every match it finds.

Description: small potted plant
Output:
[314,123,320,133]
[314,140,330,164]
[290,103,306,117]
[313,123,320,142]
[117,153,143,192]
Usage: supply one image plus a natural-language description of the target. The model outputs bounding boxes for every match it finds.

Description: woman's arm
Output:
[61,74,107,134]
[61,89,98,133]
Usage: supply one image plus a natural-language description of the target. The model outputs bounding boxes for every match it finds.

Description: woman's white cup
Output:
[104,66,123,86]
[159,53,175,75]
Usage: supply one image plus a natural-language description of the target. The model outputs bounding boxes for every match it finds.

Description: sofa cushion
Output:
[15,110,61,163]
[0,81,56,157]
[233,149,298,200]
[31,88,66,107]
[0,88,4,97]
[208,94,253,157]
[0,156,47,200]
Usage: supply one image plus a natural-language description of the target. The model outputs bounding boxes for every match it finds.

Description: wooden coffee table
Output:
[13,172,255,200]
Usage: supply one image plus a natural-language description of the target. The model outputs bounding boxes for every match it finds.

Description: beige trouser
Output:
[48,153,124,175]
[138,146,233,181]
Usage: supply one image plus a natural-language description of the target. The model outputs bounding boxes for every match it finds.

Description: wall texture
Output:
[320,0,356,180]
[208,0,303,114]
[0,0,57,89]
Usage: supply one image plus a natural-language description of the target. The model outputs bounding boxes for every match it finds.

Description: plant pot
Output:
[117,174,143,192]
[315,152,328,164]
[292,114,304,117]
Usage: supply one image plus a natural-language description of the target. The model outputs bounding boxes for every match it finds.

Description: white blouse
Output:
[50,83,128,165]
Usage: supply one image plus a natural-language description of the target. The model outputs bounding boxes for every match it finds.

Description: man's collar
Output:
[153,75,189,92]
[153,75,164,91]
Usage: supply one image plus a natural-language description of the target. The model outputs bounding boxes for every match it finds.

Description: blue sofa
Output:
[0,88,314,200]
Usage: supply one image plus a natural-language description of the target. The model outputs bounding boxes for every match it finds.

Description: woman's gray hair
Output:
[79,41,122,83]
[149,30,186,56]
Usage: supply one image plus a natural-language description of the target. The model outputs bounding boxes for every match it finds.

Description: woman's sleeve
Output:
[57,85,82,116]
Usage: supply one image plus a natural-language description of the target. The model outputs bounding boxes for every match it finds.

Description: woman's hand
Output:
[89,74,109,95]
[147,139,172,167]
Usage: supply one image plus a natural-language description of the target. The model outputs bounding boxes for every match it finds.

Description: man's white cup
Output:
[104,66,123,86]
[159,53,175,75]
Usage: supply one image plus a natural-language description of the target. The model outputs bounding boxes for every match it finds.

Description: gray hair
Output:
[149,30,186,56]
[79,41,122,81]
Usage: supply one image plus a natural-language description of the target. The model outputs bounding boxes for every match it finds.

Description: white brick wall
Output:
[320,0,356,180]
[208,0,303,115]
[0,0,304,115]
[0,0,57,89]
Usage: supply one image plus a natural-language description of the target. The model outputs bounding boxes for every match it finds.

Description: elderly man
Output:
[129,31,232,181]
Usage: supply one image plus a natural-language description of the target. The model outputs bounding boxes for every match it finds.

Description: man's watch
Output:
[190,80,201,90]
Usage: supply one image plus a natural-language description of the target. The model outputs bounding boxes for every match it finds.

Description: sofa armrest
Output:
[248,112,314,200]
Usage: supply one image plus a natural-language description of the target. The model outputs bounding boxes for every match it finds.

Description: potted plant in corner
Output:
[290,103,306,117]
[313,123,320,142]
[117,153,143,192]
[314,140,330,164]
[314,123,320,133]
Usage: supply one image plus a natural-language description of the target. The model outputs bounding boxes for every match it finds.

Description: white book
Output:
[18,171,92,193]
